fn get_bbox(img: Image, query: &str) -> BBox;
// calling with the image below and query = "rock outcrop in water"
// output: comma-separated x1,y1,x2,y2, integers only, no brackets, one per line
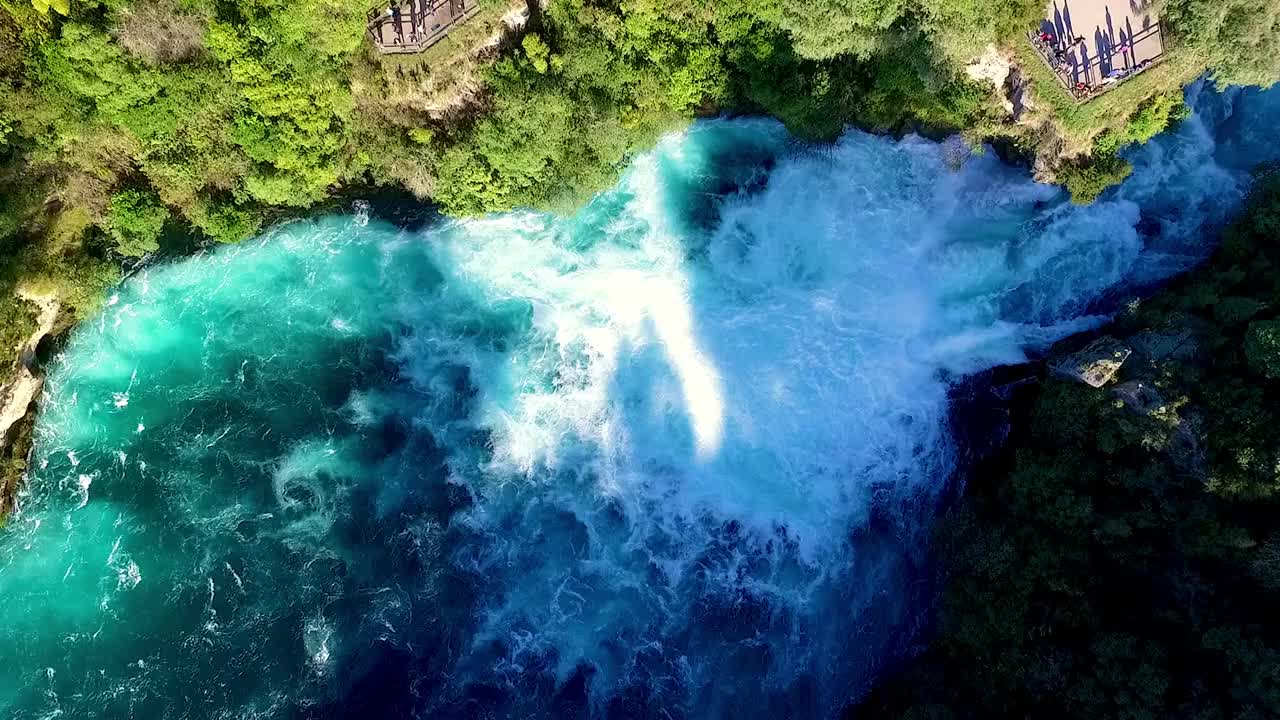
1051,337,1132,387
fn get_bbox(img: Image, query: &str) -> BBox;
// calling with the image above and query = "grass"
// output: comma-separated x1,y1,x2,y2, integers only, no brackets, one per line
385,0,518,70
1010,39,1204,155
358,0,525,121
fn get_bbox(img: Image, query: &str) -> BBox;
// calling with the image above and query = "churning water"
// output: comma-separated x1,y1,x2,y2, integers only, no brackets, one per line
1,82,1277,719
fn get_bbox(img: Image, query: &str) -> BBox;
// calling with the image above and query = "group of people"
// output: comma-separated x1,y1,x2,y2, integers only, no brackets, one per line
1038,29,1132,63
1038,30,1087,52
1036,27,1147,99
376,0,453,49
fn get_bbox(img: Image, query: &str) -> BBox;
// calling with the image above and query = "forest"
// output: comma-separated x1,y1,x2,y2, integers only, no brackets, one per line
0,0,1047,348
1,0,1273,348
857,168,1280,720
2,0,1280,716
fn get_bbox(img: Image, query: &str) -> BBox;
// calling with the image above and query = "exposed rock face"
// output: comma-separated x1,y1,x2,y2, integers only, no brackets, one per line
1031,119,1068,182
966,45,1013,89
1051,337,1132,387
1005,65,1034,123
1110,378,1206,478
964,46,1090,187
0,290,61,517
1111,379,1167,415
966,45,1034,123
1129,327,1198,364
965,45,1078,186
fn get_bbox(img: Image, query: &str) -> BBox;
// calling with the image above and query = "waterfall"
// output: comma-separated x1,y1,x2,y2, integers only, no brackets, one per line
0,82,1275,719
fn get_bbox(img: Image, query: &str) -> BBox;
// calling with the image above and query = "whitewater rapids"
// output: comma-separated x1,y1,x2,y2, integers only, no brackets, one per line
0,82,1276,719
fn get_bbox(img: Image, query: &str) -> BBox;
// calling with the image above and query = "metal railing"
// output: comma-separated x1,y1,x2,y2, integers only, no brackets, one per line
1026,21,1165,103
365,0,480,54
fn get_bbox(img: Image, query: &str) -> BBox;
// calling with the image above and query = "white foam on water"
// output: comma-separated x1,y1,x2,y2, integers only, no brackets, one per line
401,86,1272,706
74,474,92,510
304,616,335,673
1,81,1276,719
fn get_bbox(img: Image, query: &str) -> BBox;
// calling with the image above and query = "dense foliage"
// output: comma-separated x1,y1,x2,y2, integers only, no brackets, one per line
0,0,1274,325
1055,90,1187,204
1163,0,1280,88
857,172,1280,719
0,0,1054,354
0,0,1043,228
106,188,169,256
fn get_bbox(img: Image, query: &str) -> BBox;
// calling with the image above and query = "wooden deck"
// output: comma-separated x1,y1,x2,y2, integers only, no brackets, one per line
366,0,480,54
1030,0,1166,102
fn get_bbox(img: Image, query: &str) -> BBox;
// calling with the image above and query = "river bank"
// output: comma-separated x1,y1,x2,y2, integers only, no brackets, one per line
0,290,66,520
0,0,1237,510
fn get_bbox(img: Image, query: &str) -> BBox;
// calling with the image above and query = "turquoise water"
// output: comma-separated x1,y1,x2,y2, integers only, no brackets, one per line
2,83,1277,719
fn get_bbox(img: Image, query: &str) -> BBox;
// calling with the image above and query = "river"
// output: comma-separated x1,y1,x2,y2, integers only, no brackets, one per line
1,81,1277,719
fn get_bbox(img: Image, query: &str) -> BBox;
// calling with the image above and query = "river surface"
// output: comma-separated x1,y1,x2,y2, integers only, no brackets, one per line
1,82,1277,719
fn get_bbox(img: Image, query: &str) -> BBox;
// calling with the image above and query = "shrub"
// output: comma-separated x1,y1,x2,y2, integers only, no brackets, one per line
1095,92,1187,156
522,34,550,74
1215,296,1266,327
106,188,169,256
1246,320,1280,378
1163,0,1280,87
1058,154,1133,204
194,197,260,244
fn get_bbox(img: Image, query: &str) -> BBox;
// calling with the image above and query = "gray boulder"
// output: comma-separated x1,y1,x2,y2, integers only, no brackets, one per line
1050,337,1131,388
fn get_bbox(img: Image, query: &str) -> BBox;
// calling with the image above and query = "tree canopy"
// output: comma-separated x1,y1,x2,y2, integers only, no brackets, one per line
857,173,1280,719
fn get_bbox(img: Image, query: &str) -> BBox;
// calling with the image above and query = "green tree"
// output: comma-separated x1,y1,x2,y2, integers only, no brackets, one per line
106,188,168,256
1058,154,1133,204
1164,0,1280,87
1246,320,1280,378
777,0,904,60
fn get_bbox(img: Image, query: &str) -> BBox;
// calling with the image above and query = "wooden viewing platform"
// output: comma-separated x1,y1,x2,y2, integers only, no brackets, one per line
1029,0,1166,103
366,0,479,54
